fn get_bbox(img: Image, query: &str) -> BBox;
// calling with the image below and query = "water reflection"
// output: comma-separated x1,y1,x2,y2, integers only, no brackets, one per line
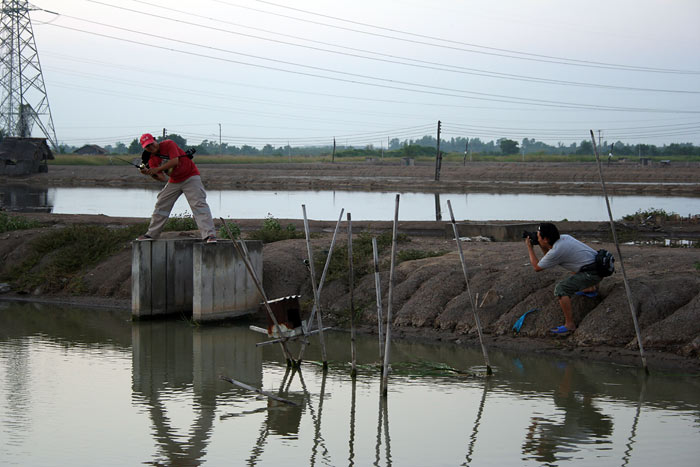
521,363,614,464
131,320,263,466
0,184,51,212
1,302,699,466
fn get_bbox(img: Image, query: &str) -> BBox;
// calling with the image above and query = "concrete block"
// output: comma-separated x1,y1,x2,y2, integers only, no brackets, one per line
193,240,263,322
132,239,197,319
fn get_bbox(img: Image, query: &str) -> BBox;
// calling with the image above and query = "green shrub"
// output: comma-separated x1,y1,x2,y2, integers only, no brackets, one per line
0,212,42,233
5,224,144,293
163,213,198,231
622,208,677,222
218,222,241,239
248,214,304,243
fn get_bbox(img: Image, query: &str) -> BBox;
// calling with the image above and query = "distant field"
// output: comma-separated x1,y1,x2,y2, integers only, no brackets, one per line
48,153,698,166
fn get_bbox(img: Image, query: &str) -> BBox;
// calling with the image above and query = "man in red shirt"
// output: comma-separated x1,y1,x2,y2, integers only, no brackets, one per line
137,133,217,242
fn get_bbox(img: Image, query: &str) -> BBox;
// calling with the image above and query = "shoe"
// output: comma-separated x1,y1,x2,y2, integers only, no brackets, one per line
204,236,217,243
575,291,598,298
550,325,574,334
137,235,153,241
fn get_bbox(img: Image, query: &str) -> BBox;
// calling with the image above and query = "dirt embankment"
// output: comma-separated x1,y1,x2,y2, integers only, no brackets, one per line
8,160,700,196
1,217,699,372
1,161,699,371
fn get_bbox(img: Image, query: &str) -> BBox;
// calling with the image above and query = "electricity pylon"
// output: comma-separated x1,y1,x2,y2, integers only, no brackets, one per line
0,0,58,149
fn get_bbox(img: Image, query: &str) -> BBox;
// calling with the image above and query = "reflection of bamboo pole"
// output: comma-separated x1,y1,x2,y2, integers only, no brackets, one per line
589,131,648,374
446,201,492,375
621,375,647,467
464,381,488,465
381,194,400,396
300,369,330,466
348,212,357,378
297,209,344,365
375,394,383,466
220,218,293,364
372,237,385,365
220,376,299,406
348,378,357,465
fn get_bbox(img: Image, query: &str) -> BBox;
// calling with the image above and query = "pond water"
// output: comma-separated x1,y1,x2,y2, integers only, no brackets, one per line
1,184,698,221
1,301,699,466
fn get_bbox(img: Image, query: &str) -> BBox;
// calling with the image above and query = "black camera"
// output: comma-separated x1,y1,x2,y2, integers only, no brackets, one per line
522,230,539,246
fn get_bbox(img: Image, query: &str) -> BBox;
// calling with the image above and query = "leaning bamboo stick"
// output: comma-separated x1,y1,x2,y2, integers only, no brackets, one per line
381,194,400,396
297,207,344,366
446,200,492,375
300,205,328,368
220,218,293,365
348,212,357,378
589,130,648,374
372,237,385,364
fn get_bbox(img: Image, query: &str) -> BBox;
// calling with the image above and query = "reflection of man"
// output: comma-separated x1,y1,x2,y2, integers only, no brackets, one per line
522,364,613,463
526,223,602,334
136,133,217,243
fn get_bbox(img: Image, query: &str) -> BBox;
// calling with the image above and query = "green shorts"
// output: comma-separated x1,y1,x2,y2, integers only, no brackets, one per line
554,271,602,297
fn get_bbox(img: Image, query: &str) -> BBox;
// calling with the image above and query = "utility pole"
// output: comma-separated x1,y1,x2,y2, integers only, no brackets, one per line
434,120,442,181
162,128,166,139
0,0,58,149
463,139,468,166
287,140,290,163
218,123,221,155
332,137,336,163
598,129,602,149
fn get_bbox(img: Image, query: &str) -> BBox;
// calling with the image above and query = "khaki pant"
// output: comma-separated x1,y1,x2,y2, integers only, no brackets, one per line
146,175,216,239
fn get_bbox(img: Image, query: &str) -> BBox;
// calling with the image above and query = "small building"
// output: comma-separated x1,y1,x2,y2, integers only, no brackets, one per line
0,137,53,175
74,144,107,155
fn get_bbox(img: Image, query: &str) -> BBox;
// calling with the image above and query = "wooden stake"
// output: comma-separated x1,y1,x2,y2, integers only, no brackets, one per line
297,207,344,366
446,200,492,375
348,212,357,378
589,130,649,374
372,237,385,364
381,194,400,396
220,218,294,365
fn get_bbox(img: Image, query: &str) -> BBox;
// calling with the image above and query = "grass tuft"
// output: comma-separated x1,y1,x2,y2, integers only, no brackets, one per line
0,212,42,233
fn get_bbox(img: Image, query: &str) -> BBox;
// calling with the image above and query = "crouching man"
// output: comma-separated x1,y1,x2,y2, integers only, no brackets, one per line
525,222,602,334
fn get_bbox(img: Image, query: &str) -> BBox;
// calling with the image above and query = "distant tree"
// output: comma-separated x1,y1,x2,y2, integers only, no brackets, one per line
160,133,187,148
128,138,141,154
575,140,593,155
114,142,127,154
499,138,519,155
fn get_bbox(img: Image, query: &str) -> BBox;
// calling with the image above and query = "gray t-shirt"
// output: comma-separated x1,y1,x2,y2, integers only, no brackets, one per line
538,234,597,272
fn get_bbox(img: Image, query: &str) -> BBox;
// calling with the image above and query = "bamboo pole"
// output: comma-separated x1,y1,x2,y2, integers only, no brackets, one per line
220,218,293,365
446,200,492,375
348,212,357,378
589,130,649,374
372,237,385,364
381,194,400,396
297,207,344,367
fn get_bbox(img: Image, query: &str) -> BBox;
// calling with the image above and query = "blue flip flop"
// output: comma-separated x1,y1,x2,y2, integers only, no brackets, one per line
550,325,573,334
575,291,598,298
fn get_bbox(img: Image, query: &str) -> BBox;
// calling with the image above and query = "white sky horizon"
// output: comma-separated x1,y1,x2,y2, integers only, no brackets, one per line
13,0,700,148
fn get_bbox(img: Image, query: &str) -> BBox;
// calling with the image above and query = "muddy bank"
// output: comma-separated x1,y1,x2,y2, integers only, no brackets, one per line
1,213,699,373
5,160,700,196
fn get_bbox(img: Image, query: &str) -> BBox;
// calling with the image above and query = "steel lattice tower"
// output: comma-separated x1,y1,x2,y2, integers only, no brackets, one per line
0,0,57,149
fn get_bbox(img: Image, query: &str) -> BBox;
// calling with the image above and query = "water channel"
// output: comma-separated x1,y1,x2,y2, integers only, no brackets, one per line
1,301,698,466
1,185,699,221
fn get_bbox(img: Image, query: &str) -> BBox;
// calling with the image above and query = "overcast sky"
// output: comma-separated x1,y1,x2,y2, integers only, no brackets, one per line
24,0,700,148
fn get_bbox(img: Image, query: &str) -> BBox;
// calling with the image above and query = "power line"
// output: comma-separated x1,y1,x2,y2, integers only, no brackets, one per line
86,0,699,95
215,0,700,75
45,18,700,114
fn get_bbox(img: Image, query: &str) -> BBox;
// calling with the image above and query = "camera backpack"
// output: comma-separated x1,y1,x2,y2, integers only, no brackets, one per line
595,249,615,277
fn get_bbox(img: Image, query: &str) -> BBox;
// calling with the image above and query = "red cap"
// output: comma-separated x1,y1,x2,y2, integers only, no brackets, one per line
139,133,156,148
